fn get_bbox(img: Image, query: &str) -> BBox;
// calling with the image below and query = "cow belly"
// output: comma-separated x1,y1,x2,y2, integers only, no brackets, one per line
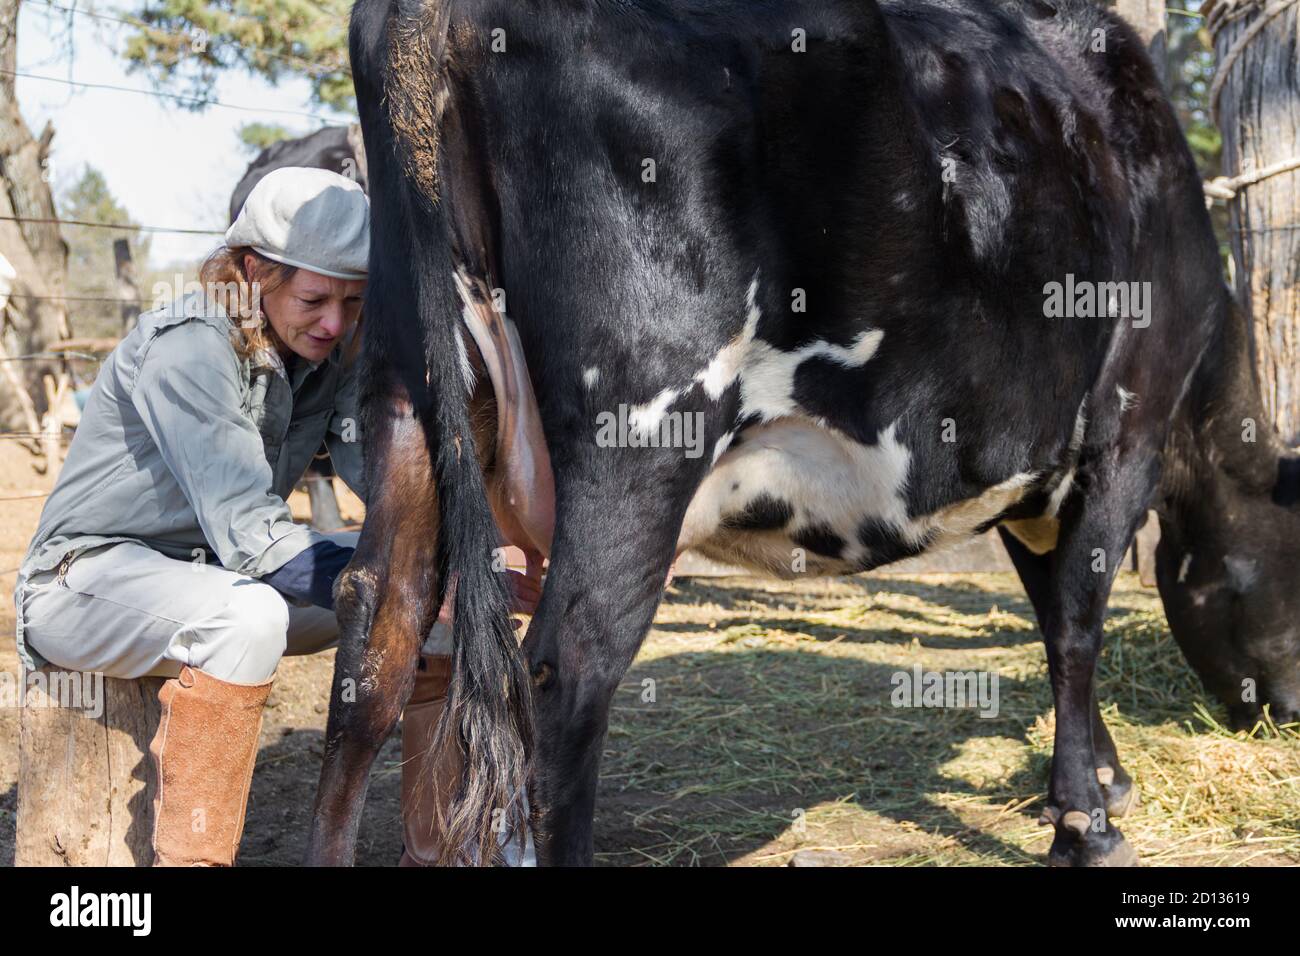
677,416,1038,577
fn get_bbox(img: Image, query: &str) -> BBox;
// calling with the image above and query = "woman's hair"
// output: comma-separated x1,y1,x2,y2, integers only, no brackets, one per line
199,245,365,365
199,245,297,361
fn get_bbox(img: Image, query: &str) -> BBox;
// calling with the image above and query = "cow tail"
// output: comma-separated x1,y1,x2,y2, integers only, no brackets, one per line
363,0,534,866
406,200,535,867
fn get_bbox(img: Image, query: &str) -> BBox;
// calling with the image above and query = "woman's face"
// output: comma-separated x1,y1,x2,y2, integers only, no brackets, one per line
247,256,365,363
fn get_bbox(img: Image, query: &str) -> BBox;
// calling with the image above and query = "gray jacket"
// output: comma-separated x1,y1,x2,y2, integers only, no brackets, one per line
13,291,366,670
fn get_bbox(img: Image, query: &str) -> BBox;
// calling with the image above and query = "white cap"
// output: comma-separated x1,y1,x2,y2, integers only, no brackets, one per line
226,167,369,280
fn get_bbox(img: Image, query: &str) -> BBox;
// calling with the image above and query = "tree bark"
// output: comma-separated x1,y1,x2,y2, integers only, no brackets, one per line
1208,0,1300,445
1115,0,1169,83
0,0,69,434
16,668,164,866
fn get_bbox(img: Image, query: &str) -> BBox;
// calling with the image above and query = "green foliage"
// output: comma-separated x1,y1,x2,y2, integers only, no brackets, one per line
1166,0,1221,179
119,0,355,113
238,121,294,153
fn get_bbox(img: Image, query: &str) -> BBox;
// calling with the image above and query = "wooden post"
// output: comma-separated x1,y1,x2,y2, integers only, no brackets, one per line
39,369,68,484
16,667,164,866
1114,0,1168,83
1207,0,1300,445
113,238,141,336
0,310,42,440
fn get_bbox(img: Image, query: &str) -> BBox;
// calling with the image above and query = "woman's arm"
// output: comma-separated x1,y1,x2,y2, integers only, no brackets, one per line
130,320,327,579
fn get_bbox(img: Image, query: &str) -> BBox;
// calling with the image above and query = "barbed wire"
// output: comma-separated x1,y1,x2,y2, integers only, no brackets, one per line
3,293,156,304
1,67,342,122
33,0,352,79
0,352,102,362
0,212,224,235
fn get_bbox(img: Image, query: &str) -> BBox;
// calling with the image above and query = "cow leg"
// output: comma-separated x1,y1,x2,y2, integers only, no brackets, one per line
305,391,435,865
1001,457,1153,866
1046,451,1164,866
999,528,1138,822
1090,697,1138,818
521,492,683,865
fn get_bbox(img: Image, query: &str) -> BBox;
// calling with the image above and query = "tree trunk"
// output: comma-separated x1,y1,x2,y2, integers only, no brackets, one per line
1208,0,1300,445
0,0,69,434
16,668,163,866
1115,0,1169,83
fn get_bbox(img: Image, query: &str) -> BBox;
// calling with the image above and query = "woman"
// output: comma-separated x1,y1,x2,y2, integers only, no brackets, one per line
12,167,537,866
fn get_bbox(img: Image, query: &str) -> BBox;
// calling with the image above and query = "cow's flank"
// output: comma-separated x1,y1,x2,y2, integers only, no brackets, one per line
313,0,1300,867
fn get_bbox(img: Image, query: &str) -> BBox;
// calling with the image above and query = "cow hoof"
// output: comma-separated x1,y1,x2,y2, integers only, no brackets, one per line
1047,823,1138,867
1097,767,1140,819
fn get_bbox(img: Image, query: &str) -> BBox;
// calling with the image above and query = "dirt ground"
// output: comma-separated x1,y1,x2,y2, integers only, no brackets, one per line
1,441,1296,866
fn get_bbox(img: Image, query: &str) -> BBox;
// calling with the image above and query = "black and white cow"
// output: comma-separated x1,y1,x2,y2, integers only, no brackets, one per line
306,0,1300,867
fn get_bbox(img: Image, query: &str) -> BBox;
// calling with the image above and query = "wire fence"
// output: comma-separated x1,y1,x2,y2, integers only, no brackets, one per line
0,352,104,362
2,293,157,305
1,67,342,122
0,213,224,235
0,4,360,516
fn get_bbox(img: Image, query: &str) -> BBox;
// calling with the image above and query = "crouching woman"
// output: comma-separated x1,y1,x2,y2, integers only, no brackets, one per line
12,168,536,866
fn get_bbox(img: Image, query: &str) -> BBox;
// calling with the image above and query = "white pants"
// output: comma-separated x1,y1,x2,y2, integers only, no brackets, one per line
20,533,454,684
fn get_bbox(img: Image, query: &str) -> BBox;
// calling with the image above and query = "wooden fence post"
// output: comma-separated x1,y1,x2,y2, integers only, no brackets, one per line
16,668,164,866
114,237,141,336
1207,0,1300,445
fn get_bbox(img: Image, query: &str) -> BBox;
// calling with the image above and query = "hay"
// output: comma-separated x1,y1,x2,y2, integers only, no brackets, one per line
594,572,1300,866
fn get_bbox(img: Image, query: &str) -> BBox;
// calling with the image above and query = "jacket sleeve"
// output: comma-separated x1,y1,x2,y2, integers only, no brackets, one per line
130,320,327,577
324,356,367,503
261,539,355,610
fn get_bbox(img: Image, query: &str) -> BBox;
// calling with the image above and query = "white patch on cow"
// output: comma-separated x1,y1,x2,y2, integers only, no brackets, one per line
582,367,600,389
1070,399,1088,452
711,430,735,466
679,415,1036,575
679,417,910,569
738,328,885,423
625,273,882,431
622,274,761,426
450,269,484,393
1178,552,1192,583
696,278,762,399
918,472,1039,553
628,387,680,439
1117,385,1137,412
454,321,475,393
1047,470,1074,518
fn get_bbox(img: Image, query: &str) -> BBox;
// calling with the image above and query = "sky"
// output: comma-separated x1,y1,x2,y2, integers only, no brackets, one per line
15,1,354,269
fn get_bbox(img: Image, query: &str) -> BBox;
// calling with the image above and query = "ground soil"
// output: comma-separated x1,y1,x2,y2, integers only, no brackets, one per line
1,441,1295,866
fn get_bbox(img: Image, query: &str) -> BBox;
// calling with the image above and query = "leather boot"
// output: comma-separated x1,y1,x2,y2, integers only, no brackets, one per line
149,665,273,866
399,655,461,866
